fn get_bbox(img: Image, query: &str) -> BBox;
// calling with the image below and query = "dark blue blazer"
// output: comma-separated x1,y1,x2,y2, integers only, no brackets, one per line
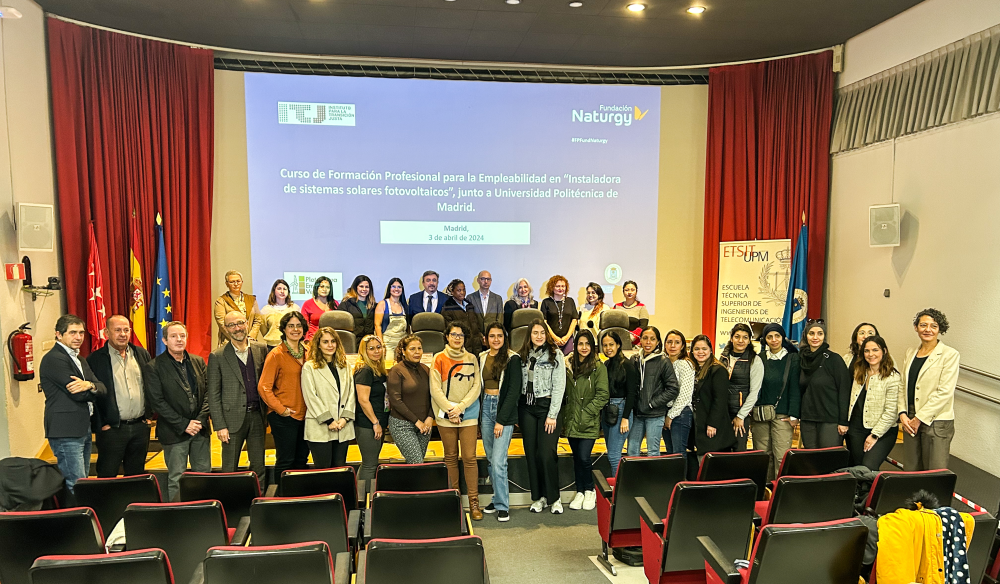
39,344,106,439
407,290,449,321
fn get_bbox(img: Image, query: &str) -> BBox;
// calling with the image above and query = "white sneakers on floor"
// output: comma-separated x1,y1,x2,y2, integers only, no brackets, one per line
582,490,597,510
529,497,548,513
569,492,585,510
551,500,563,514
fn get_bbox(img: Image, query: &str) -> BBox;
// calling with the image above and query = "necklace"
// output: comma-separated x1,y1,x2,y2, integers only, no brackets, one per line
284,340,305,359
555,297,565,331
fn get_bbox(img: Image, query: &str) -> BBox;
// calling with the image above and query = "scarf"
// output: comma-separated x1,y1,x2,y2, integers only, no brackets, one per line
799,342,829,376
934,507,970,584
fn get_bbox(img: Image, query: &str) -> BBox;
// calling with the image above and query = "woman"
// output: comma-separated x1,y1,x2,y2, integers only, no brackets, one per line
664,330,695,456
614,280,649,344
430,321,483,520
579,283,611,335
540,275,578,356
519,319,566,514
753,323,801,480
628,327,680,456
899,308,960,471
798,320,852,448
386,335,434,464
503,278,538,333
847,335,900,470
259,311,310,486
479,323,522,522
301,327,356,468
844,322,879,371
374,278,409,358
719,323,763,451
259,279,300,347
441,279,484,355
600,331,638,476
354,335,389,480
340,275,377,346
301,276,338,341
563,330,609,512
689,335,736,457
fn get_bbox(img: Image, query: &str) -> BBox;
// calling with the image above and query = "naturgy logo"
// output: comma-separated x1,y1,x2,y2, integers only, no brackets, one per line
572,105,648,127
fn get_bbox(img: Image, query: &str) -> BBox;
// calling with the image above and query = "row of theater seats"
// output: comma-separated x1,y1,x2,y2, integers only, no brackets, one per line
508,308,635,351
0,463,489,584
595,446,1000,583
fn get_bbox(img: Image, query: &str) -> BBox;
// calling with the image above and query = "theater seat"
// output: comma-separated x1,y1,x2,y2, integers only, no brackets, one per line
364,489,467,544
180,471,261,525
373,462,449,493
774,447,850,481
318,311,359,354
411,313,446,354
30,549,173,584
0,508,105,584
203,541,348,584
697,451,770,500
638,479,757,584
357,536,487,584
510,308,543,350
967,511,999,584
598,310,634,351
279,466,362,509
699,517,868,584
250,494,359,559
864,469,957,516
74,474,163,538
754,473,857,528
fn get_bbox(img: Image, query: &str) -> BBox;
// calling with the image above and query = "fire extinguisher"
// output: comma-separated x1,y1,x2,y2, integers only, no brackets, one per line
7,323,34,382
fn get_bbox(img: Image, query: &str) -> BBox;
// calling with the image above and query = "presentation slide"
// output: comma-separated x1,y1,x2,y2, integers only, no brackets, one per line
244,74,662,311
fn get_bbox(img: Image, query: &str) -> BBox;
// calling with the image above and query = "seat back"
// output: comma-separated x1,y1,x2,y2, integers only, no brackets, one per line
0,508,104,584
767,473,857,525
599,310,629,329
74,475,162,538
967,511,999,584
747,518,868,584
363,536,486,584
375,462,449,492
250,495,350,554
776,447,850,478
369,490,465,540
865,469,957,516
599,328,634,351
318,311,355,331
179,472,260,525
124,501,229,584
203,542,334,584
411,312,446,333
510,327,529,351
510,308,543,329
662,479,757,573
413,331,445,355
611,454,687,534
697,451,770,500
279,466,358,509
30,549,173,584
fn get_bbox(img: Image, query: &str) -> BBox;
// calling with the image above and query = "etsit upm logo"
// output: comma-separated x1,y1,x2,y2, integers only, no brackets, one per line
572,105,648,127
278,102,356,126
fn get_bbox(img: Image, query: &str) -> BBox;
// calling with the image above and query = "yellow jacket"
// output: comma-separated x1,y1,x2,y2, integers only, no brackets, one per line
876,507,974,584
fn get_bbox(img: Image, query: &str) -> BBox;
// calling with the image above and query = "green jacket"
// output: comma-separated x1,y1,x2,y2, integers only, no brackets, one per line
562,361,609,439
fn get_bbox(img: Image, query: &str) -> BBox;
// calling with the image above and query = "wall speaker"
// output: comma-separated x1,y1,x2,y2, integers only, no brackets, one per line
17,203,55,252
869,203,900,247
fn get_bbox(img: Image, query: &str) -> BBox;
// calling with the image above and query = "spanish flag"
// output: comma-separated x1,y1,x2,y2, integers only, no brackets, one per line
129,219,148,350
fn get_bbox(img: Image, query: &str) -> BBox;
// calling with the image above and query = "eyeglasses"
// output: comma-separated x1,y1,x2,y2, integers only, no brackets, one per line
224,321,248,329
806,318,825,325
449,333,465,339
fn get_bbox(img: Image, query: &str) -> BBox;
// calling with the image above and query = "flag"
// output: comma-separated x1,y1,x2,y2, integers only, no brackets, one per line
86,224,107,352
149,214,173,355
129,217,148,350
782,224,809,343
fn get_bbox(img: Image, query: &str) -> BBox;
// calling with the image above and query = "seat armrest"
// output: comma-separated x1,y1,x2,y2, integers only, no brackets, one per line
333,551,351,584
232,516,251,546
187,562,205,584
697,536,740,584
463,512,470,535
355,551,367,584
637,496,664,536
264,483,278,497
357,479,368,508
363,506,372,545
347,509,362,551
593,470,613,500
108,543,126,553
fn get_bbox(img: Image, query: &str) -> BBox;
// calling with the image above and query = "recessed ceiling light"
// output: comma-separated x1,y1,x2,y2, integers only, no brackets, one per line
506,0,520,4
568,1,583,6
626,3,645,11
687,5,705,14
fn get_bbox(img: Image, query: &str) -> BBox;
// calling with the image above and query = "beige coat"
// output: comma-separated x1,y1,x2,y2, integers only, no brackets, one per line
897,341,960,424
214,293,264,346
849,370,900,438
301,360,356,442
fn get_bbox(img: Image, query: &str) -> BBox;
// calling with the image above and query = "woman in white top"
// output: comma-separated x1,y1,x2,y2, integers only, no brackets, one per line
846,335,900,471
374,277,409,358
579,282,611,337
259,279,301,347
300,326,356,468
664,330,695,456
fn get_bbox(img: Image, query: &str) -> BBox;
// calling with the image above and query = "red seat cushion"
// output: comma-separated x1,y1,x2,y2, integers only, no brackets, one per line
754,500,769,523
227,527,236,543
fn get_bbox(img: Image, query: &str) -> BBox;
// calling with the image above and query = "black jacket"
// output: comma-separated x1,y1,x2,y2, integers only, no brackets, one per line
144,352,210,445
0,457,65,511
692,364,737,453
799,351,851,425
442,298,483,355
502,299,538,333
605,356,639,420
630,352,679,418
39,344,106,439
87,343,152,431
480,352,523,427
339,298,376,344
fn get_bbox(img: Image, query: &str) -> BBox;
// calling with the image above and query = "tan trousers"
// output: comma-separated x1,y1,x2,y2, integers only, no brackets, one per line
903,419,954,471
751,417,795,481
439,425,479,501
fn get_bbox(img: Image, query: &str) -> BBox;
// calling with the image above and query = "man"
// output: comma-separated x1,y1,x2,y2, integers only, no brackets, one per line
39,314,106,492
207,311,269,483
213,270,263,346
407,270,448,321
468,270,504,334
145,321,210,501
87,315,152,477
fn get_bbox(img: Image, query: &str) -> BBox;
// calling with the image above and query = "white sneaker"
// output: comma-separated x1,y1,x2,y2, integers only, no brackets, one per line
529,497,547,513
551,500,564,514
583,490,597,510
569,492,585,510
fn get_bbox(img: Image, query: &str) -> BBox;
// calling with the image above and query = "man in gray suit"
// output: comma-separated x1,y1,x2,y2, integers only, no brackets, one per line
207,311,269,483
469,270,504,337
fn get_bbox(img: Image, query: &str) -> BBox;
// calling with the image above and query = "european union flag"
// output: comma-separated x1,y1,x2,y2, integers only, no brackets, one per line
782,225,809,344
149,215,173,355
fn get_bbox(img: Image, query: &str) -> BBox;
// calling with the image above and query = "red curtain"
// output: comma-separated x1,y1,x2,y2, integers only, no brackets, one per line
48,18,215,358
702,51,833,336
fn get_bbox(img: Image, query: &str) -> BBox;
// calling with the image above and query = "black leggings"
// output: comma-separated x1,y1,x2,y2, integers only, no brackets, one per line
846,429,896,471
519,400,563,503
568,438,596,493
308,440,349,469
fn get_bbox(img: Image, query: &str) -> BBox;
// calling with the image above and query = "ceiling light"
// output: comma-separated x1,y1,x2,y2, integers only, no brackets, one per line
506,0,520,4
626,3,645,11
686,5,705,14
568,1,583,6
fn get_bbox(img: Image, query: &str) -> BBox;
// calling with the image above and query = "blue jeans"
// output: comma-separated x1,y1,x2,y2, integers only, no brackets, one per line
49,434,93,493
601,397,631,476
481,393,514,511
668,407,693,455
627,415,665,457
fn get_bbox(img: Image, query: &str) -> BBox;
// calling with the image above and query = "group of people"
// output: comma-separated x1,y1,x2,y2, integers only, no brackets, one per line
39,265,959,524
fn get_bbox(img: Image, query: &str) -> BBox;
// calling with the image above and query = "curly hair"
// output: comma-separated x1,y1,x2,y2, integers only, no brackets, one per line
394,334,423,363
308,327,347,369
542,274,569,298
913,307,949,334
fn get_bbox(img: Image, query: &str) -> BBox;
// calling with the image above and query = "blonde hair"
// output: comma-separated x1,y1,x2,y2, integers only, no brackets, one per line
308,327,347,369
354,334,387,377
224,270,242,282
